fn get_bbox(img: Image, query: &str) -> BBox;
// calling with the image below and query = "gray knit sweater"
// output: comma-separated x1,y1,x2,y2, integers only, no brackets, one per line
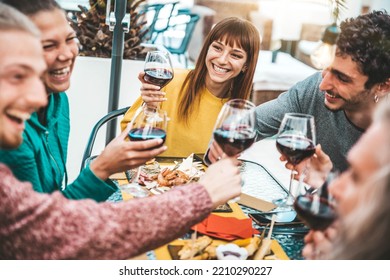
255,72,364,172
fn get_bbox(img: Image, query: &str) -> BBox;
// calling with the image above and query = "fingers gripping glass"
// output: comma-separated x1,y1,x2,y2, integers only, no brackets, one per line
294,171,338,230
212,99,256,203
121,106,168,198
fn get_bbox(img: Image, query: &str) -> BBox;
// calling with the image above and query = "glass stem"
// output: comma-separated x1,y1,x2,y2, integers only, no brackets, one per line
134,166,142,184
286,167,296,205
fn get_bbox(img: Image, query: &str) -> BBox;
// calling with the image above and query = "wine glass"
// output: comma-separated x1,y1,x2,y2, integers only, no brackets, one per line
143,50,174,88
274,113,316,208
213,99,256,157
294,172,338,230
212,99,256,202
120,106,168,198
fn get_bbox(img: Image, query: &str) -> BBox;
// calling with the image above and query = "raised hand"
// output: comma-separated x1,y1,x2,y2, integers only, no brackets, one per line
199,158,241,208
280,144,333,188
138,72,167,108
89,124,167,180
302,223,338,259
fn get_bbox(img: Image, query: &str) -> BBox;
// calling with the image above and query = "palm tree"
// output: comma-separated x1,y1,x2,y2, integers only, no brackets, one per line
70,0,150,59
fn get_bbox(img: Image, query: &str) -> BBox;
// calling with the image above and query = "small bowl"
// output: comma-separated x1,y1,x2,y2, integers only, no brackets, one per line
216,244,248,260
119,184,149,198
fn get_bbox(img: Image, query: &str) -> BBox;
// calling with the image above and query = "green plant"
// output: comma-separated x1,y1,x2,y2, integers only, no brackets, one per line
330,0,347,22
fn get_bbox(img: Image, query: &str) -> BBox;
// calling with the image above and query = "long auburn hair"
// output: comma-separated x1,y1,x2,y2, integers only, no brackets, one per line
177,17,261,123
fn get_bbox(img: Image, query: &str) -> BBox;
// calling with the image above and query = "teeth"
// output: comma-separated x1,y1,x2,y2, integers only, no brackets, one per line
50,66,70,76
6,109,31,123
213,64,228,73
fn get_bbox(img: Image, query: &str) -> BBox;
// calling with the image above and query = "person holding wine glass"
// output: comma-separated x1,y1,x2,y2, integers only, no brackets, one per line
274,113,316,208
206,11,390,174
0,3,244,260
121,17,261,158
301,101,390,259
143,50,174,89
121,105,168,197
0,0,169,202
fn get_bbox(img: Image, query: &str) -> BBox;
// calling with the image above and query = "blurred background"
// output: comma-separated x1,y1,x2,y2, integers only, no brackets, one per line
55,0,390,181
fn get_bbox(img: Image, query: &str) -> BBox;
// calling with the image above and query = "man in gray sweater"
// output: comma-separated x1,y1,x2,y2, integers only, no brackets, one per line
207,10,390,173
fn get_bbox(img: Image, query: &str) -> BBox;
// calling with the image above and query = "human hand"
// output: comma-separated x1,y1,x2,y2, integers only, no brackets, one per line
206,139,242,164
302,223,338,259
280,144,333,188
138,72,167,108
199,158,241,208
90,124,167,180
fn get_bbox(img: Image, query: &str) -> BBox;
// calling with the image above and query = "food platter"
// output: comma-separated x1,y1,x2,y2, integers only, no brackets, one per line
119,154,206,197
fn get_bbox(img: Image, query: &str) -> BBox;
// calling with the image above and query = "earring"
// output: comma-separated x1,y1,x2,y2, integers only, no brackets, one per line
374,95,379,103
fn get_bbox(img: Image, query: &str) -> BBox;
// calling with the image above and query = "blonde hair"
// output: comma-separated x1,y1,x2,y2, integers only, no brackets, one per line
330,102,390,259
0,3,40,37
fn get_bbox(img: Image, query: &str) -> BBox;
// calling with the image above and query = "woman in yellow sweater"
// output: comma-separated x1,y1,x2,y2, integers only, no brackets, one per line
121,17,261,157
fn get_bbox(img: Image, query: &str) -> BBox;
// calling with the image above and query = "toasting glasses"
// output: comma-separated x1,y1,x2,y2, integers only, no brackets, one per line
143,50,174,88
294,171,338,230
212,99,257,157
121,106,168,198
212,99,256,202
274,113,316,208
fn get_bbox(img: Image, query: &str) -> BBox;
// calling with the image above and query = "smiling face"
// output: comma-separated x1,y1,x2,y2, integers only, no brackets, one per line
0,30,47,149
204,37,247,96
30,8,78,94
329,121,385,217
319,51,376,113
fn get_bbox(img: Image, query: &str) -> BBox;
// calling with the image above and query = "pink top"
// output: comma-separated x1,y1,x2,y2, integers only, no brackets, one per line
0,164,212,259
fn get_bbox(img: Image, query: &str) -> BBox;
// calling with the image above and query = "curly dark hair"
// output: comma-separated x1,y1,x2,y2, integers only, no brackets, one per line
337,10,390,89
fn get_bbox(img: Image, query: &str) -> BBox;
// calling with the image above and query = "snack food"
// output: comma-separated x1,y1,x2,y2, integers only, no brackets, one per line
157,167,190,186
178,236,213,260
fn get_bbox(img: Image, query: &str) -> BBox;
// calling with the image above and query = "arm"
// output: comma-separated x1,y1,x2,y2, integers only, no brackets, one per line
0,165,212,259
0,158,240,259
61,128,168,201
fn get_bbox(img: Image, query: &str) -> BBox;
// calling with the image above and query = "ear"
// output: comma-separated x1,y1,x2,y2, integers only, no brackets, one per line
242,64,248,73
377,78,390,98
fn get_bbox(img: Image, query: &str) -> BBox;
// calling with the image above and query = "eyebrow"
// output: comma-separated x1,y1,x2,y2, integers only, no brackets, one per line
330,68,353,83
215,40,245,54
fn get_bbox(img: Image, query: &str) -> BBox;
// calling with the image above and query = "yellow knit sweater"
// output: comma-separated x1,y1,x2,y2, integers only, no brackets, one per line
121,69,229,157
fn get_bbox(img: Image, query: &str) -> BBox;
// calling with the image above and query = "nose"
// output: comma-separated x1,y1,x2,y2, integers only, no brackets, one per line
319,69,333,92
328,172,346,203
57,43,78,61
216,51,229,64
27,78,48,108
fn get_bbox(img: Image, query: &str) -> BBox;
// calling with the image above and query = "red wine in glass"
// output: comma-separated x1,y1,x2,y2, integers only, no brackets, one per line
143,51,174,88
212,99,256,203
276,135,316,165
128,127,166,143
274,113,316,208
294,195,337,230
213,126,256,157
144,68,173,88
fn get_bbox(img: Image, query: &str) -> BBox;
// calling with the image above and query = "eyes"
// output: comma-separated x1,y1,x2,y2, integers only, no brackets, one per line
42,35,78,51
210,42,245,60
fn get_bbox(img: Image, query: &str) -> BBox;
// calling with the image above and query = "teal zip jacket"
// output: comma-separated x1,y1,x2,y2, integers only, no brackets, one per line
0,92,117,201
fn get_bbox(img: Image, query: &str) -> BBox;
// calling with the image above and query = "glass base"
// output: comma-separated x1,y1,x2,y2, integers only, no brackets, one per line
120,184,149,198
